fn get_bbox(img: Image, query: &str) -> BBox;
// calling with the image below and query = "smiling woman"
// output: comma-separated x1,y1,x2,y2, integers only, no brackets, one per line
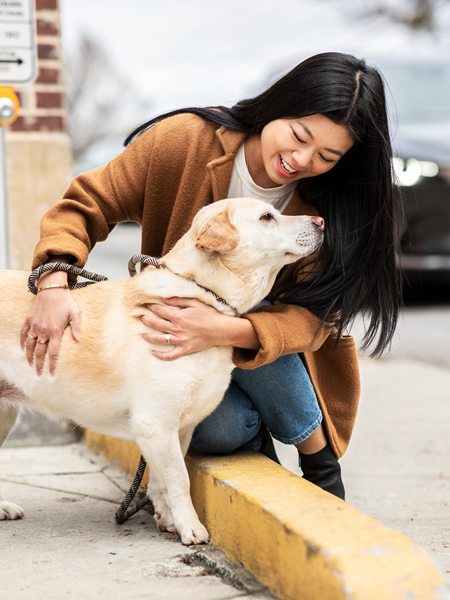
245,114,354,187
22,52,402,506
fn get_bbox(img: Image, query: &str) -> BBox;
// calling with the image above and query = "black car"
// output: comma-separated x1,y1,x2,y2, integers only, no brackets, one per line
379,57,450,285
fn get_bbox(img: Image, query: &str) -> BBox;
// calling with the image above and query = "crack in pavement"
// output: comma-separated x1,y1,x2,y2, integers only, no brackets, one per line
0,477,121,504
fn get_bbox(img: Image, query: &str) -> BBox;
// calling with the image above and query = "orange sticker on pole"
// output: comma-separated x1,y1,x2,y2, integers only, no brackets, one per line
0,86,19,126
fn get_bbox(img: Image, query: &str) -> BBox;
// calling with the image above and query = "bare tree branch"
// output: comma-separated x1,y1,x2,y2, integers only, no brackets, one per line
362,0,444,31
65,32,152,159
326,0,450,33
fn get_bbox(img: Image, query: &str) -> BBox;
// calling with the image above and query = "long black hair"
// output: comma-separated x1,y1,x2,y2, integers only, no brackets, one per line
125,52,403,357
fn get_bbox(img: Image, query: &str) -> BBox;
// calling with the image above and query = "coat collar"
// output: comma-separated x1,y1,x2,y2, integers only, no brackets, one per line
206,126,247,202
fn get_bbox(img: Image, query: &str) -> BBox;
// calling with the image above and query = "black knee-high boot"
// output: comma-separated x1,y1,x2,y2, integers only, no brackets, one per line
298,443,345,500
257,423,281,464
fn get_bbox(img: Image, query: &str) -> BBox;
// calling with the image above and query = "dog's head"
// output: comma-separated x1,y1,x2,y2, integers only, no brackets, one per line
164,197,324,313
193,197,323,262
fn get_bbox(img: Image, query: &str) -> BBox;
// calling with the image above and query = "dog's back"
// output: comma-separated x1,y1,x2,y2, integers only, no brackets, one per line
0,269,235,441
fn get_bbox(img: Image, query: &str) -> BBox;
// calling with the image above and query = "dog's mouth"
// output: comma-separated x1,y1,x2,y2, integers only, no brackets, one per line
283,232,322,258
295,232,323,249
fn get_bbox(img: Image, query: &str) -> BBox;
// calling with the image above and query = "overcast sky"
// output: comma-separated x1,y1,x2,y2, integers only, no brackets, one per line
59,0,450,119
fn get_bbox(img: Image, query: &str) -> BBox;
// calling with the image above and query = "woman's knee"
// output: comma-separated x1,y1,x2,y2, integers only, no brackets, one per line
191,383,260,454
191,412,260,454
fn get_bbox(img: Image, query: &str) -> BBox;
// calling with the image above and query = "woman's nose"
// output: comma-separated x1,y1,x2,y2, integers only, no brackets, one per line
292,148,313,168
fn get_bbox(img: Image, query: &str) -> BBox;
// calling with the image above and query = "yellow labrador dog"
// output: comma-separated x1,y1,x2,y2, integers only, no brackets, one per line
0,197,324,545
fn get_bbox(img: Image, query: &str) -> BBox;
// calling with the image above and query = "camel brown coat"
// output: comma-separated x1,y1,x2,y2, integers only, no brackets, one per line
33,113,360,458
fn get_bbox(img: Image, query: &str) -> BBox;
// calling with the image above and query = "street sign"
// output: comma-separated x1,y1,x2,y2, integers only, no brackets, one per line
0,0,36,86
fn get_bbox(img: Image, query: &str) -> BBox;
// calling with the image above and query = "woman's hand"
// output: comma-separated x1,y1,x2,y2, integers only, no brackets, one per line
20,270,81,376
141,297,260,361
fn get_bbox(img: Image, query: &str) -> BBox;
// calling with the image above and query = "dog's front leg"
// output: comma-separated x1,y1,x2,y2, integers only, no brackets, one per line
179,425,195,458
134,422,208,545
147,425,196,534
147,472,176,533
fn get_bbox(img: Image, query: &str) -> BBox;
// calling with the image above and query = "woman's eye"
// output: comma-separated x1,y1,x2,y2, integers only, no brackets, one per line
260,213,274,221
292,130,305,143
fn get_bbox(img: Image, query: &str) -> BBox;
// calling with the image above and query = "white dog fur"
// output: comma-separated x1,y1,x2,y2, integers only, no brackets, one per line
0,197,323,544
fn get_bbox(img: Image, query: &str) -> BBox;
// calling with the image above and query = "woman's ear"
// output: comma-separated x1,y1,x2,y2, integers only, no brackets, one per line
195,206,240,253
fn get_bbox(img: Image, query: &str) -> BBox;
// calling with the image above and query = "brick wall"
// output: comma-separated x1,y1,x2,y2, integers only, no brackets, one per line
11,0,67,132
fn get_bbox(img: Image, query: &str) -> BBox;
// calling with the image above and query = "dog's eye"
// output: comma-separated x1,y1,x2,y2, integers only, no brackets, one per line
260,213,274,221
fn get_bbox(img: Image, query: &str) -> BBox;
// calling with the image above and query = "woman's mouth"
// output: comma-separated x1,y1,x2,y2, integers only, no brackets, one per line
278,155,299,178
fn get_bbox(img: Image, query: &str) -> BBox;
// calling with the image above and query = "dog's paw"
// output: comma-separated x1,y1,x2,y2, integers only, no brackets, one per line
0,501,25,520
180,520,209,546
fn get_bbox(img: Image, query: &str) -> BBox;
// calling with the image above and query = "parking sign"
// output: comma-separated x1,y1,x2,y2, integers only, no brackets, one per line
0,0,37,86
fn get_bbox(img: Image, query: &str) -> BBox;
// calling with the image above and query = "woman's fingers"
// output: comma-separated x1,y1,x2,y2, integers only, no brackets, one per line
158,297,199,308
140,312,170,333
69,308,81,342
24,332,38,365
152,347,187,362
47,335,63,376
146,297,200,318
142,332,178,346
20,288,81,376
142,297,230,360
144,298,206,330
34,336,50,376
26,324,63,376
20,320,35,351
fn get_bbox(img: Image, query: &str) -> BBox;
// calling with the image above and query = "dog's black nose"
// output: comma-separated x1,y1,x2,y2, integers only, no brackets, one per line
313,217,325,231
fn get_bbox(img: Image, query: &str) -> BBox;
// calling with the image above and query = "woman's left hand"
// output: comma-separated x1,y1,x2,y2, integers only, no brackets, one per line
141,297,232,361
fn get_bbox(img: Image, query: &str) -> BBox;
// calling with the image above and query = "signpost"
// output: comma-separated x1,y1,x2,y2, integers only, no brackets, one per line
0,0,36,269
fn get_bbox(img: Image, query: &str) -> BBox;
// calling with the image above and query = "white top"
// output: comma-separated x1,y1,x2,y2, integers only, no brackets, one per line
227,144,297,212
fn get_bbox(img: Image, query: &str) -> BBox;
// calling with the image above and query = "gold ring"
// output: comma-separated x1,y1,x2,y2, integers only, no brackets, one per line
36,339,49,344
27,334,38,340
165,333,171,344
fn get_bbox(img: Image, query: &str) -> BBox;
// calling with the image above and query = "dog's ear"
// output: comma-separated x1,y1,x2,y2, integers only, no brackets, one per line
195,206,240,253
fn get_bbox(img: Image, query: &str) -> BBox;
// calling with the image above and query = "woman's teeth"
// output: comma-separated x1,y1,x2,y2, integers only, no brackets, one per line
280,156,298,174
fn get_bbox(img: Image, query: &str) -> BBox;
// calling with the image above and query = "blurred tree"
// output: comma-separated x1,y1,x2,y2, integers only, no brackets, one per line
65,32,152,160
362,0,448,31
330,0,449,33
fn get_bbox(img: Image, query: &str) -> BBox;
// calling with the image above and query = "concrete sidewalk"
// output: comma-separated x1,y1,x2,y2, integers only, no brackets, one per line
1,355,449,598
0,443,276,600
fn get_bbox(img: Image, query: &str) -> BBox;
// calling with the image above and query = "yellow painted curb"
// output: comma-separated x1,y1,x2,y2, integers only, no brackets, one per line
85,432,445,600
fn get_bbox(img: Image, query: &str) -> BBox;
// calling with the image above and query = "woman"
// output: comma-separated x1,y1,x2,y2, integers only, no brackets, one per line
21,52,402,501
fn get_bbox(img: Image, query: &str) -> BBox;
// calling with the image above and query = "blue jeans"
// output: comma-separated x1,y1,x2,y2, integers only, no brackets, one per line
191,301,323,454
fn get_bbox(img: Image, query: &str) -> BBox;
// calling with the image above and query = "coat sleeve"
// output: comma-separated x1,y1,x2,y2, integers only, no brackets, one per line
233,303,330,369
32,128,156,271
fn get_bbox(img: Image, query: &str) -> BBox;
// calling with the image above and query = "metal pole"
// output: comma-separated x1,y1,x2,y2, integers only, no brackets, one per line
0,126,8,270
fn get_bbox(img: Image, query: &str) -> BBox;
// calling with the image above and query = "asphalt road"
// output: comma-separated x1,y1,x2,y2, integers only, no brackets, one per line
352,282,450,370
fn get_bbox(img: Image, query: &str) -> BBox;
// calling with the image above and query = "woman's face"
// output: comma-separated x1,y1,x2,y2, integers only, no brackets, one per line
246,114,354,189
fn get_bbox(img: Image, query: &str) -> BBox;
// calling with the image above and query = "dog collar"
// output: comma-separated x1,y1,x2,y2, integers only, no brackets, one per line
161,263,239,315
189,279,239,315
